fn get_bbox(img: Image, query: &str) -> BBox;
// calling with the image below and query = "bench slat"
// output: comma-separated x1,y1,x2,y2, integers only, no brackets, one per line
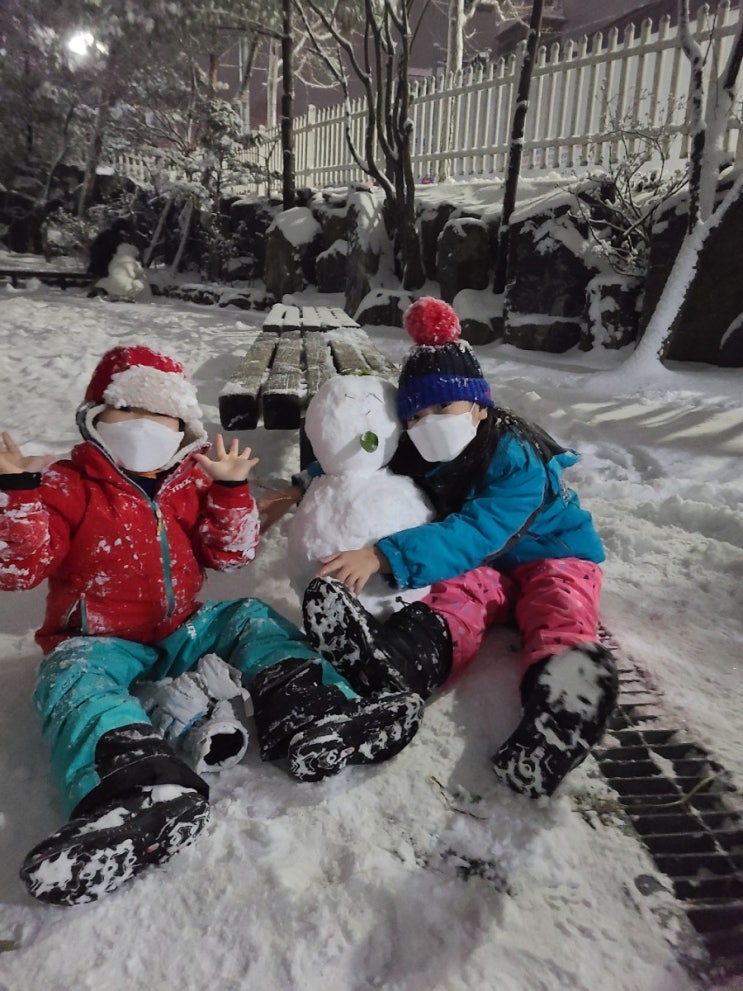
304,332,337,396
297,308,323,331
263,332,306,429
218,306,398,437
218,333,278,430
328,331,398,380
314,306,355,330
263,303,303,334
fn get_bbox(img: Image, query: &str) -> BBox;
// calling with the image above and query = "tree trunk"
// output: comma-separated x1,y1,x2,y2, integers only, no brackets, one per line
447,0,464,73
492,0,544,294
679,0,705,231
267,40,280,128
170,200,194,275
77,95,113,217
143,194,174,268
628,1,743,369
207,53,220,99
43,105,76,205
281,0,296,210
617,172,743,372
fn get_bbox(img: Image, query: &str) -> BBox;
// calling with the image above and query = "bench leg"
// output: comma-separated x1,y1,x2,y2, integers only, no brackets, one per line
299,422,317,470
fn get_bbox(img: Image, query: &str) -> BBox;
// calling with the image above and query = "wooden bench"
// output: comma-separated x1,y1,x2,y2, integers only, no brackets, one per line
219,304,398,438
0,267,95,290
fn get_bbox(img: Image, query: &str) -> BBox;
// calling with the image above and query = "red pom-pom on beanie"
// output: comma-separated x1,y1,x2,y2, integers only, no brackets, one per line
404,297,461,346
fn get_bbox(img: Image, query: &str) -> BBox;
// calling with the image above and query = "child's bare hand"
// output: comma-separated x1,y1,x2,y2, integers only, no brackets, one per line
317,547,388,595
0,431,55,474
193,434,259,483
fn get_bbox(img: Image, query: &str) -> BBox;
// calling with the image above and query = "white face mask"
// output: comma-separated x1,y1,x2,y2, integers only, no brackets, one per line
407,406,478,463
97,418,184,473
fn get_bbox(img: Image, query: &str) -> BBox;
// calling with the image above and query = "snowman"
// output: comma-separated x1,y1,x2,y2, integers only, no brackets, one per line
286,373,434,619
93,242,152,302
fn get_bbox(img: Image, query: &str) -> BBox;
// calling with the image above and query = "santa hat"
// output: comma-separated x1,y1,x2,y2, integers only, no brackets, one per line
83,345,204,437
398,297,494,422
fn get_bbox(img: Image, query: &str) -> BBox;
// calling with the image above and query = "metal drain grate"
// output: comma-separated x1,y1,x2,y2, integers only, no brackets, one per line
594,627,743,978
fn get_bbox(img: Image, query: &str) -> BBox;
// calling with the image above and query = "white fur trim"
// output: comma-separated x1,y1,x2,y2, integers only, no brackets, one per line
103,365,202,426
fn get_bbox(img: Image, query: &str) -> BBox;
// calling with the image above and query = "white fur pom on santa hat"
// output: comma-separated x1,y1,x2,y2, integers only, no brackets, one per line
83,345,204,434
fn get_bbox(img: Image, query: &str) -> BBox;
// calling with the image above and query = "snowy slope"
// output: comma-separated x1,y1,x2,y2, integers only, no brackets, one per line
0,286,741,991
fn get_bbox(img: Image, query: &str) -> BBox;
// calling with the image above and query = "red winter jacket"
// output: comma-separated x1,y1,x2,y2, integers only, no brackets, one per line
0,441,260,653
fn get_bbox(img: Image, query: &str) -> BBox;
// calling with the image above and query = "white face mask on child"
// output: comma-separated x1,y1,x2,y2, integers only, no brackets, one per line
407,405,478,463
97,418,184,473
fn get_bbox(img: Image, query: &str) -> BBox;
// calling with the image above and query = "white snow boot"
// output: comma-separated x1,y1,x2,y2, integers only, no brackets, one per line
491,642,618,798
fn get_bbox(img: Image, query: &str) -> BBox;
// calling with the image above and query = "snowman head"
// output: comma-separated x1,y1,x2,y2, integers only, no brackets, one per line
113,242,139,260
304,374,401,477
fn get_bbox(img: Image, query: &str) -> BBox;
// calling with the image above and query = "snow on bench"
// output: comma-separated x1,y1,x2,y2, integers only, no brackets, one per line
0,268,95,290
218,304,398,434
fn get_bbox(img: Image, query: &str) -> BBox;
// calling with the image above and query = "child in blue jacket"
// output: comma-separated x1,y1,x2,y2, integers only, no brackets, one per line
302,297,618,799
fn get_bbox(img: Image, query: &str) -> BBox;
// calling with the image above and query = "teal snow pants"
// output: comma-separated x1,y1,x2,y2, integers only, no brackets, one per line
33,598,357,816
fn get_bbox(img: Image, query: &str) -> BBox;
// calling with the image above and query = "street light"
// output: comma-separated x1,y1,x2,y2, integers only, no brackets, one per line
66,30,107,65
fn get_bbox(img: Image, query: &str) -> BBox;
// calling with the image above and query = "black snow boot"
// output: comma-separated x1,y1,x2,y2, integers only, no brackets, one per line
250,657,424,781
491,641,619,799
302,577,453,699
20,784,210,906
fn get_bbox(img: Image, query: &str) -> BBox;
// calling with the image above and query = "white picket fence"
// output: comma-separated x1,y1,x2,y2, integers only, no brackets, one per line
236,1,742,192
116,3,742,193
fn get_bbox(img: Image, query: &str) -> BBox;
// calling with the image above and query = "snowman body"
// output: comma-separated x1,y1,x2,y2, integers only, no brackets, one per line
287,375,434,619
96,243,152,302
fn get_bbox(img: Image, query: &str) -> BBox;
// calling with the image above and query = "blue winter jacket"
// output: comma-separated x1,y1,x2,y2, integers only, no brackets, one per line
376,430,605,591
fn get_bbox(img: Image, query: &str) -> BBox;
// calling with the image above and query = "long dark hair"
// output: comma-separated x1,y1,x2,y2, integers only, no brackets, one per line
389,407,568,519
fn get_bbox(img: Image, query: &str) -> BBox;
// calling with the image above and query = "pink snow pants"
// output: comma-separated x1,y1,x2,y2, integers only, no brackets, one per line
421,559,603,683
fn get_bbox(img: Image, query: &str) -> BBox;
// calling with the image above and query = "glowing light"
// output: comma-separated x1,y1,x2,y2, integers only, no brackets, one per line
66,30,107,62
67,30,94,56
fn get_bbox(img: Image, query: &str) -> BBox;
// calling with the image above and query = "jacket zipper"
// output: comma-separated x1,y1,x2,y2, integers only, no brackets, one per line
152,501,176,618
89,441,199,624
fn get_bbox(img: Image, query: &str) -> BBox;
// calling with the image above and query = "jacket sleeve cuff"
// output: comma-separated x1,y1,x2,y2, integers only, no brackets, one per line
0,472,42,490
376,537,405,589
208,480,254,508
291,461,323,495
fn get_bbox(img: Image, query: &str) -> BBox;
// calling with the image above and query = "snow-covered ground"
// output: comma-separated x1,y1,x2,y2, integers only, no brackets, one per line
0,281,741,991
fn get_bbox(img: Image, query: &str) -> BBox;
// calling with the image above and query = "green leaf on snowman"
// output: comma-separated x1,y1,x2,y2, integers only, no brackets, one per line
360,431,379,453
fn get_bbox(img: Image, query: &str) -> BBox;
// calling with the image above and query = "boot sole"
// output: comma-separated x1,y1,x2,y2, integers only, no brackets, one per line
491,711,598,798
303,579,402,694
491,643,618,798
287,693,423,782
20,791,210,906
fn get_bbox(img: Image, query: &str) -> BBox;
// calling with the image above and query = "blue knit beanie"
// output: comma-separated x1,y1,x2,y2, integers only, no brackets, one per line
398,297,494,422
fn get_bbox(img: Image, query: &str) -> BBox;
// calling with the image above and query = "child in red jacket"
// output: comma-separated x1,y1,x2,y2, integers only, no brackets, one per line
0,345,422,906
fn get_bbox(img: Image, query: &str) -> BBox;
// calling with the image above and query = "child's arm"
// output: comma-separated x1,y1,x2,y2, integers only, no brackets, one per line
320,436,549,593
256,485,302,531
190,435,261,571
378,438,549,588
0,455,79,590
255,461,323,532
